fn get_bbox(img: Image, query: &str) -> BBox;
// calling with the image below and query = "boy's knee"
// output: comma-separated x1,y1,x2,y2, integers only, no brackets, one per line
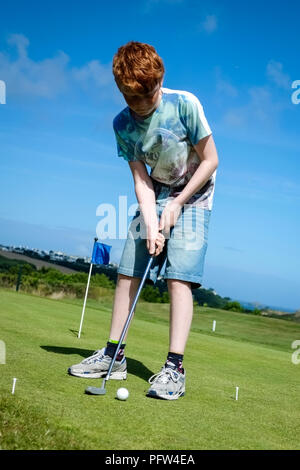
117,273,141,285
167,278,191,291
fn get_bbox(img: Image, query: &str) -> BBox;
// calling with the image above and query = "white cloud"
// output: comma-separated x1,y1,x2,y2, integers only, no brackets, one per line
247,86,275,123
7,33,29,58
218,169,300,203
0,33,114,100
266,60,291,90
224,246,245,253
215,67,238,98
215,59,294,139
201,14,218,34
72,60,112,89
218,82,290,136
0,33,70,98
216,77,238,98
222,109,245,127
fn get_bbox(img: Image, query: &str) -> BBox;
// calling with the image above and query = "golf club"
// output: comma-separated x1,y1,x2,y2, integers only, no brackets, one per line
85,254,155,395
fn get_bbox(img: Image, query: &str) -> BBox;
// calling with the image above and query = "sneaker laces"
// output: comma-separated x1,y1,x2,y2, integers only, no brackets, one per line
82,349,106,365
148,365,180,385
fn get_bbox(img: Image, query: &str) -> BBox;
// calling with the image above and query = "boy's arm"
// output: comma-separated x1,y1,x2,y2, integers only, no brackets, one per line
174,134,219,206
128,160,163,255
158,134,219,235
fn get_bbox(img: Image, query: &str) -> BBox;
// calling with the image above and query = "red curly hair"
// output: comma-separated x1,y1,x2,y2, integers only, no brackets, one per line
113,41,165,96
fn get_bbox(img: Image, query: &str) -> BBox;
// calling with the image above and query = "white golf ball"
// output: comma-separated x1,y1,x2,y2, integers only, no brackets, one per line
116,387,129,401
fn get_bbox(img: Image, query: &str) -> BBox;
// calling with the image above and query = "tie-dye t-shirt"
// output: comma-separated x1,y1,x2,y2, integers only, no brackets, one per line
113,87,217,210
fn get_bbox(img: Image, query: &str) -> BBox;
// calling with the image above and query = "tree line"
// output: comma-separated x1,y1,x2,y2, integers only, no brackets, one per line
0,254,262,313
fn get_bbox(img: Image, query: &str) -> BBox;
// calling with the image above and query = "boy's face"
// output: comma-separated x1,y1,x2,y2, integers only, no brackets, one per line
120,80,163,118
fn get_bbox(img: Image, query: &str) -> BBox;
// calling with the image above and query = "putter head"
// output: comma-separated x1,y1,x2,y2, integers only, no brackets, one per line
85,385,106,395
85,377,107,395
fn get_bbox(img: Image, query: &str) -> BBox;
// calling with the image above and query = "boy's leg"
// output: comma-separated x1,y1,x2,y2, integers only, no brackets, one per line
68,273,140,379
109,275,194,358
102,273,141,364
167,279,193,355
147,206,210,400
108,273,141,342
146,279,193,400
69,204,166,379
164,206,210,361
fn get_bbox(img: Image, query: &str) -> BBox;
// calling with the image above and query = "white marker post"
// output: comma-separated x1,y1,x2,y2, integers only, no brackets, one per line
212,320,216,332
235,386,239,401
12,378,17,394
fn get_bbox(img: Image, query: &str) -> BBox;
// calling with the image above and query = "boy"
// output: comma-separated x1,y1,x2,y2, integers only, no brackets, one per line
69,41,219,400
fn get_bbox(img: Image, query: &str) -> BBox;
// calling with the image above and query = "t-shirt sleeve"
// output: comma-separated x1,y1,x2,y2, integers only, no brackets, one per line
113,122,137,162
180,94,212,145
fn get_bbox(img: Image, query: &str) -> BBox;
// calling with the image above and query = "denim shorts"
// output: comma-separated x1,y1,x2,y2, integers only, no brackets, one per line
117,185,211,289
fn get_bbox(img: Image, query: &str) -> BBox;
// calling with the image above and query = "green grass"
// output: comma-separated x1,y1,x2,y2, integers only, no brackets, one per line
0,287,299,450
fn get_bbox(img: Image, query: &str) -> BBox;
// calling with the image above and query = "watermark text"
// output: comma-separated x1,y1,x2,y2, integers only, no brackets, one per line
291,340,300,365
96,196,204,249
0,340,6,364
0,80,6,104
291,80,300,104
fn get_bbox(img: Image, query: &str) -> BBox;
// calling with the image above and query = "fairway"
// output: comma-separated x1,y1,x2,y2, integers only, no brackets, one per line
0,288,299,450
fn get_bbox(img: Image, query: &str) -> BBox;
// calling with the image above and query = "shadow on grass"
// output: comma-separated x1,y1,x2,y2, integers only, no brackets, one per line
40,345,154,382
69,329,79,337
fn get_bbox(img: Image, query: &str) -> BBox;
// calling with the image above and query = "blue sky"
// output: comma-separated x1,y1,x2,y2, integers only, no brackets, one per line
0,0,299,310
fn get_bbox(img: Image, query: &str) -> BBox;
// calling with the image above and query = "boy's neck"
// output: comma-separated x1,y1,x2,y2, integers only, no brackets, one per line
130,109,154,121
130,88,163,121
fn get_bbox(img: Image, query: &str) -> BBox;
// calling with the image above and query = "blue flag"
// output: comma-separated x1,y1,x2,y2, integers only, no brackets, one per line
91,241,111,265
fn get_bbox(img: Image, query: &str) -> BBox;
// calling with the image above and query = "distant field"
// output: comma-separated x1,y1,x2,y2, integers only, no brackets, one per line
0,251,77,274
0,288,300,450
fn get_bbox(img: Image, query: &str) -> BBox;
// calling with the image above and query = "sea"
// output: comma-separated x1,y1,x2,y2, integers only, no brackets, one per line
238,300,296,314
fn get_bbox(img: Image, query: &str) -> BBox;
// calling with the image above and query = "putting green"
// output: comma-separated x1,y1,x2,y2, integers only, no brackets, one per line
0,288,299,450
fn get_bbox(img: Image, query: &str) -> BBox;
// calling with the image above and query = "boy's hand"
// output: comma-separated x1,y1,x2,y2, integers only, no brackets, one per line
154,231,165,256
158,200,183,238
147,226,165,256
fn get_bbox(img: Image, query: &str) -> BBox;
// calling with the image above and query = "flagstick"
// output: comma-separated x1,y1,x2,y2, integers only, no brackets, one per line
12,377,17,394
78,262,93,338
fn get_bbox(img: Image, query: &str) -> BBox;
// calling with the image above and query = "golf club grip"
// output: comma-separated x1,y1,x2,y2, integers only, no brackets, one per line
105,255,155,381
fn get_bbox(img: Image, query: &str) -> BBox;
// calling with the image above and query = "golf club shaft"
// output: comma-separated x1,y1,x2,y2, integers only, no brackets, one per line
104,255,155,382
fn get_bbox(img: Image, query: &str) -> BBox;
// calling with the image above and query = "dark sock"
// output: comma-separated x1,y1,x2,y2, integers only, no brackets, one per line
105,341,126,361
166,352,184,373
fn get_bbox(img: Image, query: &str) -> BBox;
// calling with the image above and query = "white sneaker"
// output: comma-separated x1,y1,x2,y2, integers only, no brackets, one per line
147,361,185,400
68,347,127,379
